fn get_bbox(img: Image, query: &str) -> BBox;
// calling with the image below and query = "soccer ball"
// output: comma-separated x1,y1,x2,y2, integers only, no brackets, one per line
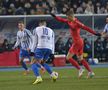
88,58,99,65
93,58,99,64
88,58,93,64
52,71,58,78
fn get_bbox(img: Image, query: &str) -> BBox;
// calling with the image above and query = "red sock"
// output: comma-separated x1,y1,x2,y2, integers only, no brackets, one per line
69,58,80,70
81,59,92,72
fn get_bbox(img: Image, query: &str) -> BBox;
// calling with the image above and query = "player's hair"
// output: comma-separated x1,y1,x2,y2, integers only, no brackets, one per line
106,15,108,18
39,20,46,25
18,21,24,24
39,20,46,23
66,9,74,16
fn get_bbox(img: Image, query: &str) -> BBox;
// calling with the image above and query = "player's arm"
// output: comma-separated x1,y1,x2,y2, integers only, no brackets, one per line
52,30,55,54
13,33,20,49
75,20,101,36
101,25,108,37
50,13,68,23
30,29,38,52
101,31,107,37
26,30,33,50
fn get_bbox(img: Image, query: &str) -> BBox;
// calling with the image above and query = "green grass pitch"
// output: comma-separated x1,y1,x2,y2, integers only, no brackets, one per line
0,67,108,90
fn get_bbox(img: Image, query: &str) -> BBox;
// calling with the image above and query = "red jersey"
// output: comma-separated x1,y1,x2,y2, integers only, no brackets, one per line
55,16,96,43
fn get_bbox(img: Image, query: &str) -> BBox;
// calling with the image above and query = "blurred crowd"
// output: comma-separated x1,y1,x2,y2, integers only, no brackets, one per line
0,34,108,62
0,0,108,15
0,35,15,53
0,38,14,53
55,37,108,62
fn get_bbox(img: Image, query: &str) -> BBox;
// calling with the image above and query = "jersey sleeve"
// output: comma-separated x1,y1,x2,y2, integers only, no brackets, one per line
55,16,68,23
103,24,108,33
26,30,33,49
13,33,21,48
52,31,55,54
30,29,38,52
75,20,96,35
26,30,33,37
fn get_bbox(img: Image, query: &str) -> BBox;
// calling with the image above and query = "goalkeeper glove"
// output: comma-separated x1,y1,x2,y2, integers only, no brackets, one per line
50,13,56,17
95,33,101,36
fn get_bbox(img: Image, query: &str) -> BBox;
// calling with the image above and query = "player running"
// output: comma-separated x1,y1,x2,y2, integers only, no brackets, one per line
13,21,33,75
50,9,101,78
31,20,58,84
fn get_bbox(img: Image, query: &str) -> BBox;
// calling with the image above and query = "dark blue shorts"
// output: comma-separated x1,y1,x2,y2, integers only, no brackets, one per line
34,48,52,61
19,49,31,60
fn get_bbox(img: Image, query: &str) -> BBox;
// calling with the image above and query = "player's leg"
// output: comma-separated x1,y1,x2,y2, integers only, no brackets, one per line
66,45,81,70
76,39,94,78
78,39,95,78
78,54,95,78
31,59,43,84
31,48,43,84
32,57,46,74
19,49,29,75
42,62,58,82
67,52,84,78
42,61,52,74
41,61,58,82
42,49,58,82
20,58,30,75
42,49,52,74
23,51,44,75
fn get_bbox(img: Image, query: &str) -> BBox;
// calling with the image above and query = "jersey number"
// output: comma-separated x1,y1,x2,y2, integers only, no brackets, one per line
43,28,48,35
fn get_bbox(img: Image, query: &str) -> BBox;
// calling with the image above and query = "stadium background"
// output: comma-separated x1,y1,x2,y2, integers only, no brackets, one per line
0,1,108,90
0,0,108,65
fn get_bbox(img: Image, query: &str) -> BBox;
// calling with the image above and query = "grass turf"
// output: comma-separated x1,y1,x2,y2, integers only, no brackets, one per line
0,67,108,90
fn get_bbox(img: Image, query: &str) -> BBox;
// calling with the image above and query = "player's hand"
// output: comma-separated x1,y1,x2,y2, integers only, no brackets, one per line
95,33,101,36
50,12,56,17
49,54,55,61
29,51,34,56
101,32,107,38
12,47,16,51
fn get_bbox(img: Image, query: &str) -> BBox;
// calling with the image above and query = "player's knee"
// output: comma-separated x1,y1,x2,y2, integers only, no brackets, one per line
78,56,83,61
31,59,36,64
19,59,23,64
66,56,70,61
19,57,24,62
41,60,45,64
66,52,73,60
77,55,83,61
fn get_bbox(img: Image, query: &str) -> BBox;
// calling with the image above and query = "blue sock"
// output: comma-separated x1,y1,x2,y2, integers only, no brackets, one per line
31,63,40,76
42,63,52,74
21,61,28,70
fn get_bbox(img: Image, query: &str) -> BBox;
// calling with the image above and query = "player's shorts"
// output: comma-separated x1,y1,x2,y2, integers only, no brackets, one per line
34,48,52,61
19,49,31,60
69,39,84,56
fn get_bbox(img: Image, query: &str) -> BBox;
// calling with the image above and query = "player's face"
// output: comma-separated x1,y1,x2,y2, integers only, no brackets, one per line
106,18,108,23
67,15,74,21
39,21,47,26
18,23,24,31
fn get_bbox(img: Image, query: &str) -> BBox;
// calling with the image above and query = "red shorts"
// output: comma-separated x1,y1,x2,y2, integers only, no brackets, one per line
69,39,84,56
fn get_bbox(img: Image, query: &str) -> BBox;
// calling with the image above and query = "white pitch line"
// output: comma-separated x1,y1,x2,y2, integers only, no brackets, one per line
93,76,108,79
26,75,108,79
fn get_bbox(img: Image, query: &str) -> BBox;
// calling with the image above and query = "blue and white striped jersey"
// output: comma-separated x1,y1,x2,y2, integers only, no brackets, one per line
31,26,55,54
103,24,108,33
14,28,33,50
